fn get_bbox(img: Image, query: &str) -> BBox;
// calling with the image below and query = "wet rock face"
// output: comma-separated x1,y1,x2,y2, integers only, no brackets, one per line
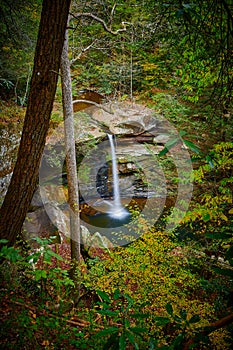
89,101,165,136
1,101,170,242
0,124,22,204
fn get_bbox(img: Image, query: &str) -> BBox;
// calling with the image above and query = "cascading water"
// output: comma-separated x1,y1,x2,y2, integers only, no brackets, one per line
107,134,129,219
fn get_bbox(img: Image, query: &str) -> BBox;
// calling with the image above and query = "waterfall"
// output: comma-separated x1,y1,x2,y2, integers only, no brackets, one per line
107,134,129,219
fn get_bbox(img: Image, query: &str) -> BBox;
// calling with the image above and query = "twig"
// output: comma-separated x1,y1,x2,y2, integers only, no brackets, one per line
71,40,97,64
70,12,127,35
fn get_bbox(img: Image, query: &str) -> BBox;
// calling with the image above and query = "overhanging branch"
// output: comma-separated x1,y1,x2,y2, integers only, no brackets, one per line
70,12,127,35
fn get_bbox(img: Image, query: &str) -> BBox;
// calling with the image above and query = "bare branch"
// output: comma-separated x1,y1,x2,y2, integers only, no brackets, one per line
71,40,97,64
110,3,117,23
70,12,127,35
72,99,114,114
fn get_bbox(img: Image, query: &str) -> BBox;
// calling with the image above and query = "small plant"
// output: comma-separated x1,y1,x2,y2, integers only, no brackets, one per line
94,289,148,349
153,303,202,349
26,237,74,299
0,239,22,262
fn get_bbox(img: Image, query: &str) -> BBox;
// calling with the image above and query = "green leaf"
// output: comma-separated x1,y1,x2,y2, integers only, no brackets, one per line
206,155,215,169
172,333,184,347
203,213,211,222
179,130,187,137
183,139,201,154
45,249,63,261
35,269,47,281
154,316,170,326
173,315,182,323
165,303,173,316
0,246,21,262
98,309,118,317
103,332,119,350
189,314,201,323
205,232,231,240
226,245,233,260
119,333,126,350
97,290,111,303
158,137,179,156
180,309,187,320
165,137,180,149
158,146,169,156
0,239,8,244
148,338,156,350
131,313,149,319
124,318,130,329
113,289,121,300
125,331,138,350
96,327,119,337
213,267,233,277
129,327,147,334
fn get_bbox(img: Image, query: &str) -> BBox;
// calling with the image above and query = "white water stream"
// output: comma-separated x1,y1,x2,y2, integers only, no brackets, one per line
107,134,129,219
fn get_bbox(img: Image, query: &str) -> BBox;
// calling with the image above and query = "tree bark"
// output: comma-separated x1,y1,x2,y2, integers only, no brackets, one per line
0,0,71,245
61,24,81,262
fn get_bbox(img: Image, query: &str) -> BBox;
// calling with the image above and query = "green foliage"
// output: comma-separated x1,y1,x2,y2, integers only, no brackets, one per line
153,303,203,349
82,229,220,346
158,129,201,157
0,0,41,101
94,289,147,350
0,239,22,262
149,93,190,125
184,142,233,225
175,141,233,317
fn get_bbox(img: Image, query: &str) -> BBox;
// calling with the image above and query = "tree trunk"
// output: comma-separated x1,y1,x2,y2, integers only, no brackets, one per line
61,25,81,262
0,0,71,245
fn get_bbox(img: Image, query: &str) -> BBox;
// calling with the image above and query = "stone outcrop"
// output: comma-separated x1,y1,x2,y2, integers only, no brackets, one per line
24,101,172,245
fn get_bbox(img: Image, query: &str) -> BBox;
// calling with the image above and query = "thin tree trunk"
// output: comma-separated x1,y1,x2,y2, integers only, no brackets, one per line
61,25,81,262
0,0,71,245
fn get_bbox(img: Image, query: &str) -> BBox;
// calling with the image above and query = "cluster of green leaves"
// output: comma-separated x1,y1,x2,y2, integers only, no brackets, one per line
0,237,85,349
94,289,148,350
0,236,74,296
184,142,233,227
175,142,233,307
153,303,202,349
156,1,233,104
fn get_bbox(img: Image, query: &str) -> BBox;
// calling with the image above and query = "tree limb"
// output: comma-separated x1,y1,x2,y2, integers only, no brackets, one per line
202,311,233,335
72,99,114,114
183,311,233,350
70,12,127,35
71,40,97,64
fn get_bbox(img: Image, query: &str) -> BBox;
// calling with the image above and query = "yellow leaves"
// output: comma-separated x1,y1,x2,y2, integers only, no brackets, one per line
219,213,228,221
185,85,193,92
144,75,156,81
229,208,233,215
142,63,158,71
2,46,11,52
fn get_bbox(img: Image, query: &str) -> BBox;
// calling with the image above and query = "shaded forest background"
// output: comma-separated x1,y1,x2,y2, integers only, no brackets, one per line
0,0,233,349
